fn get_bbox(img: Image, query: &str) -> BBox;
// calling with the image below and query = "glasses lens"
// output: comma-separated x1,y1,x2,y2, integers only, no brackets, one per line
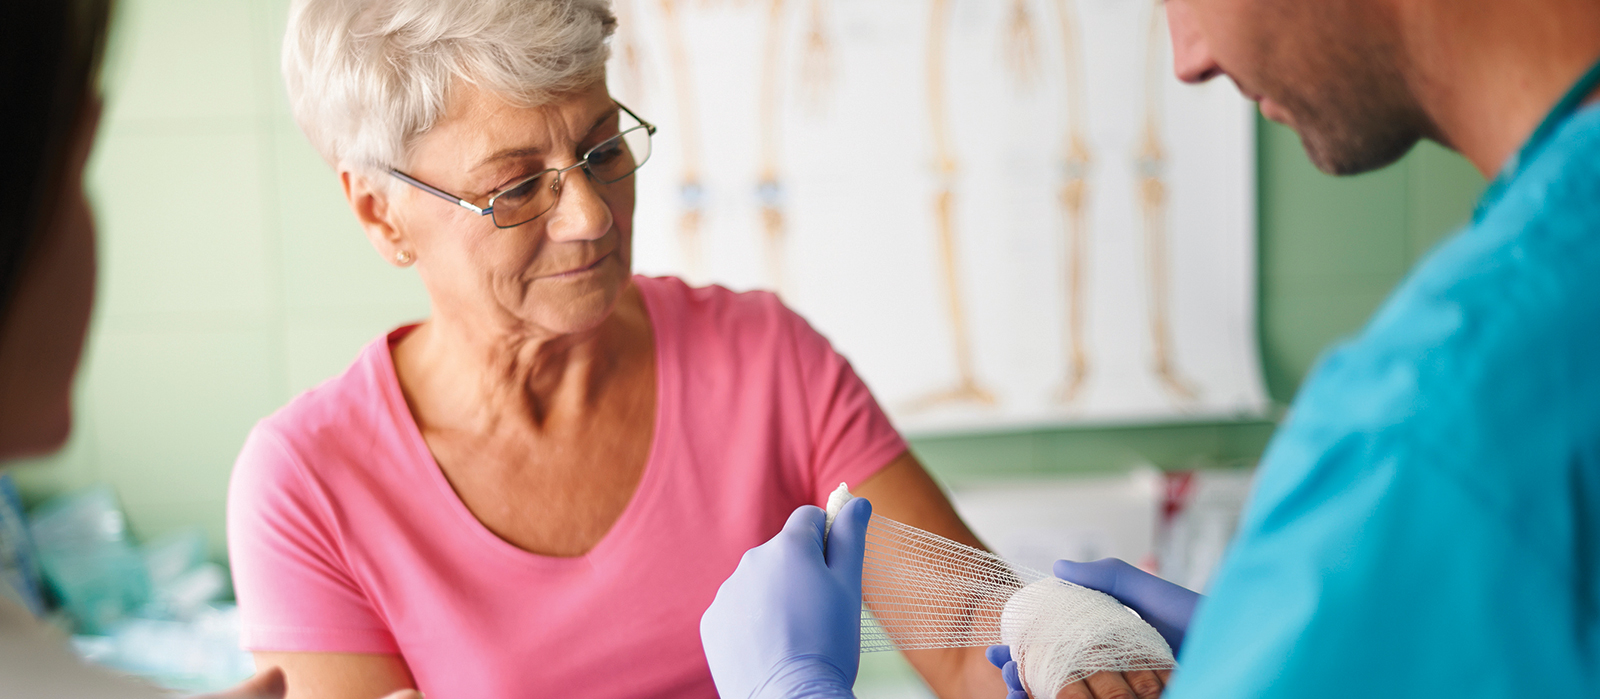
589,126,652,184
490,170,561,228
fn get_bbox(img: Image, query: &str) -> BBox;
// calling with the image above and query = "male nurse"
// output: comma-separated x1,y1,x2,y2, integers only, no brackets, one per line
700,0,1600,695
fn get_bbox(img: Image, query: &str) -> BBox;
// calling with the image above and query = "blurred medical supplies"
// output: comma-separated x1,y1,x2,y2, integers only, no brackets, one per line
949,469,1163,575
72,605,254,694
28,488,152,634
20,486,251,692
1154,469,1254,591
142,529,229,621
949,467,1253,592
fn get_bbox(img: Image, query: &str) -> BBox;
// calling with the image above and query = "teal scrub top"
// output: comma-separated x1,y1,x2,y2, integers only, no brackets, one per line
1169,104,1600,697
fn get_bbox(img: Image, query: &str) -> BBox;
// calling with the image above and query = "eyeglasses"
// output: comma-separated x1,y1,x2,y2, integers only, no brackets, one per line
388,101,655,229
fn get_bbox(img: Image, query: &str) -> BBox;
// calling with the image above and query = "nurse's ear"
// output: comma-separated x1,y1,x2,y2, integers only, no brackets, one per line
341,168,414,268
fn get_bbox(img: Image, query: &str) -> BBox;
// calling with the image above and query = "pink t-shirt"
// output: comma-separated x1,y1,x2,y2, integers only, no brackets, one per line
226,276,907,698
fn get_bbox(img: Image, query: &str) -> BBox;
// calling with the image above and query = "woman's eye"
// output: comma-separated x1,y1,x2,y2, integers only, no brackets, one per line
588,142,622,166
498,177,539,202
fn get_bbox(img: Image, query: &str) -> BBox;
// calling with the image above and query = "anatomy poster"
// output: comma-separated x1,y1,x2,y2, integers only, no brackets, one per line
612,0,1268,434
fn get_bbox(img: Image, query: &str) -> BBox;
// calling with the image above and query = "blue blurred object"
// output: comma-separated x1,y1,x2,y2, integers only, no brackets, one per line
143,528,229,620
0,474,47,616
27,487,152,634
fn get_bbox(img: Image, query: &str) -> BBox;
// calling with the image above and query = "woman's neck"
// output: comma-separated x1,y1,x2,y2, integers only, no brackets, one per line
393,285,649,435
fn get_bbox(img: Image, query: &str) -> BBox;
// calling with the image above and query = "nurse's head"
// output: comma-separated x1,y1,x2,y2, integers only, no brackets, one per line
1164,0,1435,176
285,0,649,339
0,1,110,460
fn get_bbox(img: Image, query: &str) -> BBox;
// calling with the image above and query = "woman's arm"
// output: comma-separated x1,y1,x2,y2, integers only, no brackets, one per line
251,652,415,699
851,450,1008,699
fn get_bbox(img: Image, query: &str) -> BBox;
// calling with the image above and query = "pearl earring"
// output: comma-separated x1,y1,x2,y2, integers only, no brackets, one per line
395,250,414,266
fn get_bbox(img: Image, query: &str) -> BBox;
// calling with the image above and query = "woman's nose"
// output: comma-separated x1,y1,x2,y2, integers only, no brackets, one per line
1166,0,1224,84
542,169,613,242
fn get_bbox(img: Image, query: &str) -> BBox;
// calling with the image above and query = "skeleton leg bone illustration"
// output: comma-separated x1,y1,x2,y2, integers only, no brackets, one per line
799,0,834,112
1137,4,1199,402
905,0,998,413
757,0,789,296
1051,0,1094,405
658,0,707,280
1003,0,1041,87
610,0,646,106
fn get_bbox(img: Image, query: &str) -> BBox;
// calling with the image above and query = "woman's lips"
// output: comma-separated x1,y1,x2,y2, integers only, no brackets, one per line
543,251,611,279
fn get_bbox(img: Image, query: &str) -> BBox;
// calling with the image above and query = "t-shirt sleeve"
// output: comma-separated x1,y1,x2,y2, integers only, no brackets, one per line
227,425,399,654
782,307,909,505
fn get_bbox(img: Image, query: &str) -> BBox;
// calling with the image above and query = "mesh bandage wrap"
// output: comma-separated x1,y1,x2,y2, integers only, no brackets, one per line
824,484,1175,697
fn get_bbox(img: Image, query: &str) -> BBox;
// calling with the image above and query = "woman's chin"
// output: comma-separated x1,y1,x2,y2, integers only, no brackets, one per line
521,277,627,335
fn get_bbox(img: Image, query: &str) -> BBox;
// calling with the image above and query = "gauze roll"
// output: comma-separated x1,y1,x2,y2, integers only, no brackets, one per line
824,484,1174,697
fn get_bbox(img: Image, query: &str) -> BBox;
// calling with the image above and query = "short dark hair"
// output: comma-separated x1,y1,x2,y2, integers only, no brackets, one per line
0,0,111,322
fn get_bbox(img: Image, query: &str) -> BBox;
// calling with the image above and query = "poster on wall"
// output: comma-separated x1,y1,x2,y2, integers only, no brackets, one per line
611,0,1268,434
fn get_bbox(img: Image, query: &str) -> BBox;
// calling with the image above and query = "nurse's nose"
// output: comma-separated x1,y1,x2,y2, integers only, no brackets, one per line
1167,1,1224,84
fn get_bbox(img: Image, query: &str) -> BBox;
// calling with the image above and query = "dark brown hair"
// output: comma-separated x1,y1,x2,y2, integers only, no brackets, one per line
0,0,112,322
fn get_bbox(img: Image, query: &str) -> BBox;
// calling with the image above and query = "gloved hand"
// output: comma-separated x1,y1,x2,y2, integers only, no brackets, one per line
1053,558,1199,656
700,497,872,699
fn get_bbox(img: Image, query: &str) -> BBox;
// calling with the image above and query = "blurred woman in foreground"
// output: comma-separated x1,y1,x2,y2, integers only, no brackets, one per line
0,2,380,697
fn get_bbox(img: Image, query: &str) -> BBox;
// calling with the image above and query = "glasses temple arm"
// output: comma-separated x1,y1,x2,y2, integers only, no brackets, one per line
615,101,657,135
388,169,490,215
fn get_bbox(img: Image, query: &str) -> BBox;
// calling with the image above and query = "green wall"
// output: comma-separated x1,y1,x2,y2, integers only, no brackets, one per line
5,0,1485,561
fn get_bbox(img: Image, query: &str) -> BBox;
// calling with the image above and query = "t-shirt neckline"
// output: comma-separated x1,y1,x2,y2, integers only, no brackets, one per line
369,277,673,568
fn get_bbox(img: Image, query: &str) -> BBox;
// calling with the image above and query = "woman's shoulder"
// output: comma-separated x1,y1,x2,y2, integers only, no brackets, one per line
243,329,407,467
634,274,806,338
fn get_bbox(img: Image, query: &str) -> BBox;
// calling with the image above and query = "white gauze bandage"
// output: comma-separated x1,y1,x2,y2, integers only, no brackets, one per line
824,484,1175,697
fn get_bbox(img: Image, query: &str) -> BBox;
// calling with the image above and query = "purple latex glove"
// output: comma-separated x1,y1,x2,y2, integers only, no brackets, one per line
700,498,872,699
984,645,1029,699
1054,558,1200,656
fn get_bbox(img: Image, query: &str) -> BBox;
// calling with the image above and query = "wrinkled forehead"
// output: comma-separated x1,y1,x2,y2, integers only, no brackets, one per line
412,80,615,175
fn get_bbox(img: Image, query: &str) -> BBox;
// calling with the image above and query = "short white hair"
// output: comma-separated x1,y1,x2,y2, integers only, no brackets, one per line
283,0,615,174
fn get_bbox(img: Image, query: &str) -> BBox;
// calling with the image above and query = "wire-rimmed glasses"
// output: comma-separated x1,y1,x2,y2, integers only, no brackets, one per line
388,101,655,229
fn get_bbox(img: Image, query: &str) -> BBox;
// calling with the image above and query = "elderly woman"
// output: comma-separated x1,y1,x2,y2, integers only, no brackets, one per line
226,1,1009,698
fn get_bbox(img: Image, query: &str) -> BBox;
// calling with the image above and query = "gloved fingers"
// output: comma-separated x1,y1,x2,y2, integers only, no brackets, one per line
985,644,1013,670
824,496,871,574
1122,669,1165,699
1052,558,1132,594
1001,659,1023,692
1006,692,1029,699
1053,557,1199,654
781,504,829,554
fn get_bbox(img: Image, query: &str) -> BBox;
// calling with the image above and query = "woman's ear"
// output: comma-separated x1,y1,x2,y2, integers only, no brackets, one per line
341,169,413,267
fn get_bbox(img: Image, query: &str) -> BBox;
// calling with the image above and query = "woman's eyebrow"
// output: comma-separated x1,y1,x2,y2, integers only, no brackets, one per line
474,146,543,170
471,108,622,171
